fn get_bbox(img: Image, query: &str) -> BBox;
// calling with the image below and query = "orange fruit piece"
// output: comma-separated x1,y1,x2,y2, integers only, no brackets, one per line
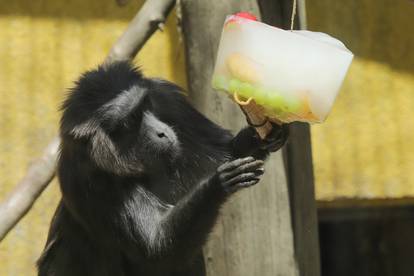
226,53,262,84
299,94,319,122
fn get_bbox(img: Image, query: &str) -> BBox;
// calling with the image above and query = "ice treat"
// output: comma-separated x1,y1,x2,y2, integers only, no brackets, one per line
212,13,354,124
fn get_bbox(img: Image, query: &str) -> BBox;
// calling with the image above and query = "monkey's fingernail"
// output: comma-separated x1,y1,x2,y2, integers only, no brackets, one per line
244,156,255,162
255,172,264,177
256,168,265,175
241,179,260,188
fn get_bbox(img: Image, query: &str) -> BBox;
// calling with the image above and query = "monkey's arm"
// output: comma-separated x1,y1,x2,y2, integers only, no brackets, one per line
122,158,264,261
231,123,289,160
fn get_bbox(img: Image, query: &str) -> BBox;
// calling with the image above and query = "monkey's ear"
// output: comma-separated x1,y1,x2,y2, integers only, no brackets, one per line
67,118,100,138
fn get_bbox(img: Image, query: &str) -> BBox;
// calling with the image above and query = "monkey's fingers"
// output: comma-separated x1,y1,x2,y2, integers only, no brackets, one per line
262,139,286,152
260,126,289,151
224,169,264,187
217,157,255,173
222,160,264,181
225,179,260,194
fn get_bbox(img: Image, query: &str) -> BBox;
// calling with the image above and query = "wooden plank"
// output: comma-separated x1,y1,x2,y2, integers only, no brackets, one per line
258,1,321,276
284,123,321,276
180,1,298,275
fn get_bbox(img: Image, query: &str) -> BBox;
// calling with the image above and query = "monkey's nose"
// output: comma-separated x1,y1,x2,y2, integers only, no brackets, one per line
157,132,167,139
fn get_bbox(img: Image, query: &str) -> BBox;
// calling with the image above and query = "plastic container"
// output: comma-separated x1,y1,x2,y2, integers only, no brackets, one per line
212,14,354,123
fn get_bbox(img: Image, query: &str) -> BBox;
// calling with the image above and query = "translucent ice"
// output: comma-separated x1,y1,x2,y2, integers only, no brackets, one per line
212,14,354,123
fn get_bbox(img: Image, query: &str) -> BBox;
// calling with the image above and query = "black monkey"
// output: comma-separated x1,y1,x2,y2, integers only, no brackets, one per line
37,62,288,276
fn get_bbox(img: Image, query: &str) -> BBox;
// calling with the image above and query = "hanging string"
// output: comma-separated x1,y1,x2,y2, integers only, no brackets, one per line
290,0,297,30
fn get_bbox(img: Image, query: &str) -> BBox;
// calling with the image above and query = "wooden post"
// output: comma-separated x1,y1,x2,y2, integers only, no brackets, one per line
284,123,321,276
181,0,320,275
181,1,299,275
259,1,321,275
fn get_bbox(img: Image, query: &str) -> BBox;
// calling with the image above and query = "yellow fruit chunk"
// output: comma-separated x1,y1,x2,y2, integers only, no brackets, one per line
226,53,261,84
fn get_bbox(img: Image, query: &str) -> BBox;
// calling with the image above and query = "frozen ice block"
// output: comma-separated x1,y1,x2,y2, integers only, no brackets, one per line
212,13,354,123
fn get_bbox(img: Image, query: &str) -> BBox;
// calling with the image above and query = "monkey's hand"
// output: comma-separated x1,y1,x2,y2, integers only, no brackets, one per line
231,123,289,160
258,122,289,152
213,157,264,194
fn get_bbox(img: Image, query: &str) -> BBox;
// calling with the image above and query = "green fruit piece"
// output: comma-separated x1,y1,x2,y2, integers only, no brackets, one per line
284,97,301,113
238,82,255,98
212,75,228,91
265,108,281,118
253,87,268,105
228,78,242,93
267,92,284,110
274,107,285,116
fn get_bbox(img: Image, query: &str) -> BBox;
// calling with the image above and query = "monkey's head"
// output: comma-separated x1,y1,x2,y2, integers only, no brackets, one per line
60,62,183,176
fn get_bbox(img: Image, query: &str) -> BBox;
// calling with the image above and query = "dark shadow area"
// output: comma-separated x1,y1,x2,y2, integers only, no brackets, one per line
319,205,414,276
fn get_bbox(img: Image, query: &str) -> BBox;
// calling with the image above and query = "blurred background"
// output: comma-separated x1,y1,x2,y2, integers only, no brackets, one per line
0,0,413,275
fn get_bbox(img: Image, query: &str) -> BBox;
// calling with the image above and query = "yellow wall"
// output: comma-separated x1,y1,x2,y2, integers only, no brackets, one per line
307,0,414,203
0,0,186,274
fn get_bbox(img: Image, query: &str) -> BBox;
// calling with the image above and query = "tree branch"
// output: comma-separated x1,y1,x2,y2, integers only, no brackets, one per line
105,0,175,64
0,137,60,241
0,0,176,242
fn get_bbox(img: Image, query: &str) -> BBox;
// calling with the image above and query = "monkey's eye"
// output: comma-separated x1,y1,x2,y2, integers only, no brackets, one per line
140,94,152,109
106,94,152,139
130,96,152,122
108,118,138,145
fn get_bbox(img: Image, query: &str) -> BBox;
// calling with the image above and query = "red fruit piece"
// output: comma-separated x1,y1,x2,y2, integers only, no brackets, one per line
225,12,258,27
234,12,257,21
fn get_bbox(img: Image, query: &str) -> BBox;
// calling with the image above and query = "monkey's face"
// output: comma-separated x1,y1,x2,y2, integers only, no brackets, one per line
60,62,188,176
104,90,182,174
139,111,180,158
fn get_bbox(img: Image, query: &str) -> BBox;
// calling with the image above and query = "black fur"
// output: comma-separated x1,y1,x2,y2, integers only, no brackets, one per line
37,61,288,276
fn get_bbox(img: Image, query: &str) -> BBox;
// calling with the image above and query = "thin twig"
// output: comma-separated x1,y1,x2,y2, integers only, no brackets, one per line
0,0,176,242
